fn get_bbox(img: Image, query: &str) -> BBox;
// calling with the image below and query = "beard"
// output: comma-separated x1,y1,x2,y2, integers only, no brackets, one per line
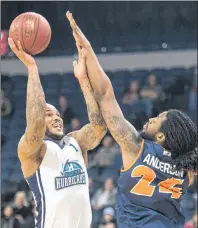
45,128,64,141
139,130,156,141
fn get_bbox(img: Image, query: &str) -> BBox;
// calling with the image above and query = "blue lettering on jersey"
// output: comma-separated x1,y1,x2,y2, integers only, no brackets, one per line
55,159,86,190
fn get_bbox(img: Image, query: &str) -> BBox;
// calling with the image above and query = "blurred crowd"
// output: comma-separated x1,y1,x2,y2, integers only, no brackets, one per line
1,176,197,228
1,68,197,228
1,191,35,228
1,2,197,227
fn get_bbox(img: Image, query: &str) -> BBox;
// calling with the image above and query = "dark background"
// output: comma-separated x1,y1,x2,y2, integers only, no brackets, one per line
1,1,197,55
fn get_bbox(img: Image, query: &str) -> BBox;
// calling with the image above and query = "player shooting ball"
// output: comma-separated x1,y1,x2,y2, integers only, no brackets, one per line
66,11,197,228
8,32,107,227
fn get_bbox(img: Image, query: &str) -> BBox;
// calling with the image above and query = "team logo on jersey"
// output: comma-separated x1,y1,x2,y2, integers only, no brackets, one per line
55,159,86,190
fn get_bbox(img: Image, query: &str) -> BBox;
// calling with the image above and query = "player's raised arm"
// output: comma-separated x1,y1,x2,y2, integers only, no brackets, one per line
66,12,106,97
8,38,46,163
67,44,107,164
66,12,143,169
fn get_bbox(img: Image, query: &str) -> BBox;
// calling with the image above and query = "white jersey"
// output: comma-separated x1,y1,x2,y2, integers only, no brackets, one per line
26,136,92,228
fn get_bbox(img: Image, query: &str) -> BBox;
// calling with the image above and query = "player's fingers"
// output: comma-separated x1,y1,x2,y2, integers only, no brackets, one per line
70,13,78,27
68,13,79,31
73,30,81,45
76,43,82,58
70,21,75,30
67,12,76,31
80,49,86,65
73,22,80,34
66,11,72,22
66,11,70,20
72,31,77,42
81,49,86,60
8,38,19,54
80,48,86,62
71,17,78,29
72,24,82,39
70,21,77,31
68,12,80,35
17,40,23,53
67,11,76,27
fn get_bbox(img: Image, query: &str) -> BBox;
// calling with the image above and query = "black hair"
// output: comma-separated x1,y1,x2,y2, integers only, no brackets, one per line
160,109,197,172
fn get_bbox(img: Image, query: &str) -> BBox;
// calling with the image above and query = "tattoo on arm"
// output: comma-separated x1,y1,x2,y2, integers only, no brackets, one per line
29,135,40,143
87,103,105,126
94,92,105,103
70,125,97,152
69,75,106,153
83,47,141,157
78,125,97,150
25,67,46,142
79,76,106,128
101,110,140,153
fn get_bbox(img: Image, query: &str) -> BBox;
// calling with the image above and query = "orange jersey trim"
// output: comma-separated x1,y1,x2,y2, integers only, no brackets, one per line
121,139,145,172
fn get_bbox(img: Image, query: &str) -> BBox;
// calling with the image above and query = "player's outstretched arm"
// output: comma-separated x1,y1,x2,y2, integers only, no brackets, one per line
66,12,143,169
8,38,46,163
66,11,108,98
67,45,107,164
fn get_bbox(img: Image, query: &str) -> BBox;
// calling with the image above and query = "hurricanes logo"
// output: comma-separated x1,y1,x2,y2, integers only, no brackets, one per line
55,160,86,190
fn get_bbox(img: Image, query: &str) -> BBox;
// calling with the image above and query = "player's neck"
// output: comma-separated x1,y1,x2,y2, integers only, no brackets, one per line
45,136,65,148
45,131,65,145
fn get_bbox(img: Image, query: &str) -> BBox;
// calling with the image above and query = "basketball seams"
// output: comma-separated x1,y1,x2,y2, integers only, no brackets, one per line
21,14,28,53
10,12,51,55
32,28,51,55
29,15,40,52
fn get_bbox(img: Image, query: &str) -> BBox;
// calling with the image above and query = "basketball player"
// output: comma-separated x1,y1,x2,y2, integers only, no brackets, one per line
66,12,198,228
8,37,107,228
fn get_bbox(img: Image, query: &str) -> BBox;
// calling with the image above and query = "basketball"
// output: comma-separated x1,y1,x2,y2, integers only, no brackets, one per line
9,12,51,55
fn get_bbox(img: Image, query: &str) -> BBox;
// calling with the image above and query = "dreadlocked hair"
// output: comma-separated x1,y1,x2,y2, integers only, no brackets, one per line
160,109,198,172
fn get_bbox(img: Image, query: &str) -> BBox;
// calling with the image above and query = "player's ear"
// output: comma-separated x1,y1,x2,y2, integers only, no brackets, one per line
155,132,165,143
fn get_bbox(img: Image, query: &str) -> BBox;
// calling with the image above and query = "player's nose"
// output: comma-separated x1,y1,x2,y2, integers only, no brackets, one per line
53,116,61,122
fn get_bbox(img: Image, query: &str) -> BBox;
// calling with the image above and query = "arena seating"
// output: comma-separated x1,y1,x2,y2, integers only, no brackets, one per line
1,66,197,228
1,66,194,193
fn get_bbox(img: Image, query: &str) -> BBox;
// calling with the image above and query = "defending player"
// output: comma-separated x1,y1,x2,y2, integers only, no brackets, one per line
67,12,198,228
8,37,107,228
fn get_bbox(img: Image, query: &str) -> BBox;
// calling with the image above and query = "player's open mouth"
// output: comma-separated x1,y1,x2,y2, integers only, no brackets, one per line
52,123,62,130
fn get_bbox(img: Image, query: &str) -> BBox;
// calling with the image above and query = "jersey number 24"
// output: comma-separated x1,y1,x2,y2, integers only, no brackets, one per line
130,165,184,199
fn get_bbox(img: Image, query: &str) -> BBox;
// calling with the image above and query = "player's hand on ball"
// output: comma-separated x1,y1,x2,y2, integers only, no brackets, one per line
66,11,91,49
73,44,87,79
8,38,36,68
